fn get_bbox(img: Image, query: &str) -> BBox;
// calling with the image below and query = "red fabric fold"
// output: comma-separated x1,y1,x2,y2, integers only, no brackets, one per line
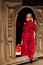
21,21,36,60
16,44,21,52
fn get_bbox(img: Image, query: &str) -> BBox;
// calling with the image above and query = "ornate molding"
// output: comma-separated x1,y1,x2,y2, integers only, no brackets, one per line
5,2,22,7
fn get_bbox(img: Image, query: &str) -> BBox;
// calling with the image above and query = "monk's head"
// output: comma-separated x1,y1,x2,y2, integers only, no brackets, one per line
26,13,33,22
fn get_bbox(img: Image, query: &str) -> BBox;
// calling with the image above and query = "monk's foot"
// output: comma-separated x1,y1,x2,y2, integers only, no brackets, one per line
30,60,33,64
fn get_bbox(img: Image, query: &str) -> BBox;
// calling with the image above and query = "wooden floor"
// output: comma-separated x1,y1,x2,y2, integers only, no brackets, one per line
18,59,43,65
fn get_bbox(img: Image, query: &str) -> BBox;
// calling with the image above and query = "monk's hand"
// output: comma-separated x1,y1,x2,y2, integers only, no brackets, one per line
21,39,23,45
34,31,36,39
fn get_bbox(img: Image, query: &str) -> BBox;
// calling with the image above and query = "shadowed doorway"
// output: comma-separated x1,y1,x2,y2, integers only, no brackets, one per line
16,7,35,57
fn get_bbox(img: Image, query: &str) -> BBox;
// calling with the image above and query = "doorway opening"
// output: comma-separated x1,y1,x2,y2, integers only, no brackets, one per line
16,7,35,57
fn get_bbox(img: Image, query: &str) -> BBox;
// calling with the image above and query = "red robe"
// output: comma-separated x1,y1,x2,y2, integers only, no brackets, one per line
21,20,36,60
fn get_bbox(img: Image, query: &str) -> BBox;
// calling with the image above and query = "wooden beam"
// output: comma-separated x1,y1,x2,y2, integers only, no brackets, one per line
4,56,38,65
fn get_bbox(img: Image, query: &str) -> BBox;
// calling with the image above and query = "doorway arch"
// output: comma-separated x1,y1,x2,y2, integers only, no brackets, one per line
16,6,37,45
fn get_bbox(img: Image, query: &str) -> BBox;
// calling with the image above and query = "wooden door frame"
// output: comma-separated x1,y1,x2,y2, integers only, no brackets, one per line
3,2,39,65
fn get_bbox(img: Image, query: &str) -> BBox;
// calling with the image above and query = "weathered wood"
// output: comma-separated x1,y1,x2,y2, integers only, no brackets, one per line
0,1,5,64
0,1,43,65
3,56,38,65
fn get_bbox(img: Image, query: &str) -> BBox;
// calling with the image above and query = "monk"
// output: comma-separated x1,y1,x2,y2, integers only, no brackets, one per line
21,13,36,63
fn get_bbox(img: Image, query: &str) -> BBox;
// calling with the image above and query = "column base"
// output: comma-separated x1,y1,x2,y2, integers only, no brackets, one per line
37,51,43,58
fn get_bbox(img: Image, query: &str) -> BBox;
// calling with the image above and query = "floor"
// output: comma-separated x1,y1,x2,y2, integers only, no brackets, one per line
18,59,43,65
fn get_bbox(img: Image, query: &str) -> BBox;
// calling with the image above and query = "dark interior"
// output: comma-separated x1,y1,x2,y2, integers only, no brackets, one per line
5,0,43,6
16,8,35,45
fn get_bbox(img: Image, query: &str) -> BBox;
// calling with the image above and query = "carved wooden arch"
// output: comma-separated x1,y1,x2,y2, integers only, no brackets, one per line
16,6,38,50
16,6,38,22
15,6,38,58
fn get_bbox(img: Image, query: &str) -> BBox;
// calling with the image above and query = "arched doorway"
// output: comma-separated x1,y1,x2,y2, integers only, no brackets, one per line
16,7,36,57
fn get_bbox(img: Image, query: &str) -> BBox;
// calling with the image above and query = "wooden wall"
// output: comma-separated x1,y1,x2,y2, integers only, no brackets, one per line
0,1,43,65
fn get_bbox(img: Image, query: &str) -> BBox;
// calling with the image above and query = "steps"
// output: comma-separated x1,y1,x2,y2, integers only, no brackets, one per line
3,55,38,65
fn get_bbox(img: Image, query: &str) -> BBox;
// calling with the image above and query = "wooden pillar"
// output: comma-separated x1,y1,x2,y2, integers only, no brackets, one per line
3,3,10,62
0,2,2,63
36,21,43,57
0,1,5,64
11,12,16,58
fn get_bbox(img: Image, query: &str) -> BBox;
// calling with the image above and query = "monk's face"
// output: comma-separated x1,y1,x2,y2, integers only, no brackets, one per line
26,13,32,22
